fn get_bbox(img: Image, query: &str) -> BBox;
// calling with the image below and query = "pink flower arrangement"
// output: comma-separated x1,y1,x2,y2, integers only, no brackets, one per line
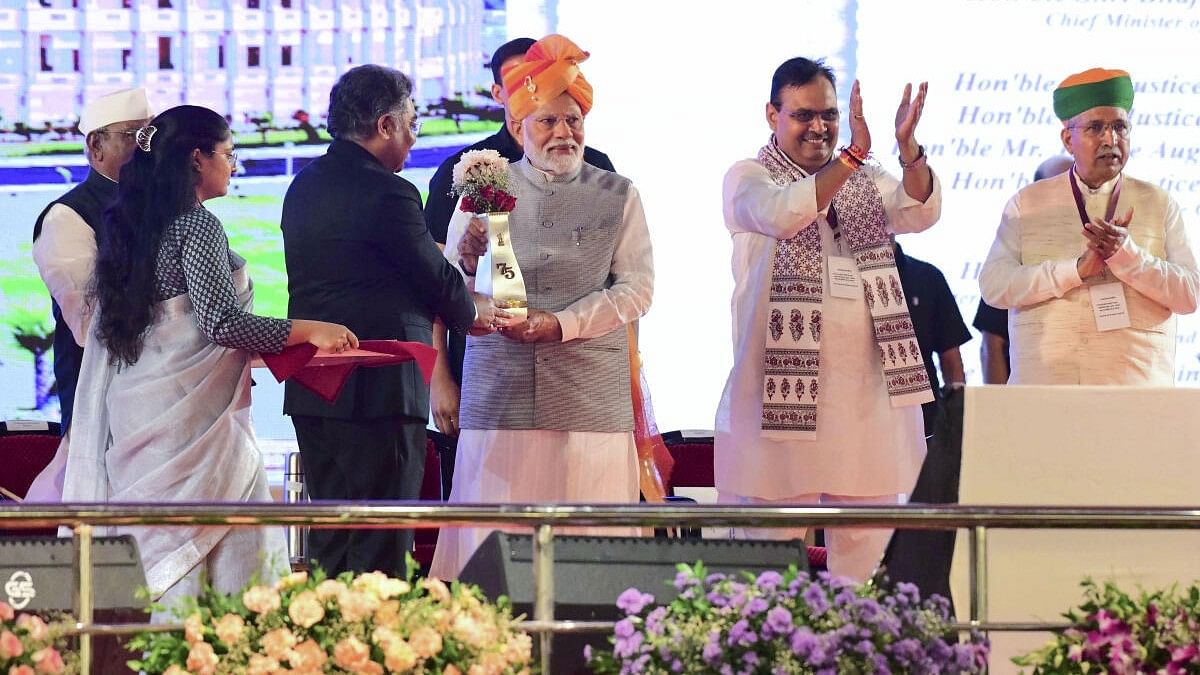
128,563,532,674
0,602,74,675
1016,579,1200,674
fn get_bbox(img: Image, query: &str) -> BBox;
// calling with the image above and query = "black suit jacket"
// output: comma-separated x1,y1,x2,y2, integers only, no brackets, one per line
281,139,476,420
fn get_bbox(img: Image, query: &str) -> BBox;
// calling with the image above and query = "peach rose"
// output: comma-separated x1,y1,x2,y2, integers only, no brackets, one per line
451,613,490,649
185,641,219,675
287,638,327,672
431,608,452,632
274,570,309,591
9,665,36,675
0,602,14,622
245,653,280,675
503,633,532,664
332,636,371,671
183,613,205,645
286,590,324,629
420,578,451,603
337,590,379,623
442,666,462,675
383,639,417,672
314,579,347,602
214,613,245,646
162,665,189,675
15,615,48,642
31,647,65,674
480,651,507,673
351,571,387,595
242,585,282,614
409,626,443,659
372,599,401,628
370,626,399,649
0,630,24,659
259,627,298,660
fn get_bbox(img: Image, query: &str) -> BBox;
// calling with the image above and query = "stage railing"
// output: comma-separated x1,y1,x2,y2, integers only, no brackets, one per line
2,502,1200,675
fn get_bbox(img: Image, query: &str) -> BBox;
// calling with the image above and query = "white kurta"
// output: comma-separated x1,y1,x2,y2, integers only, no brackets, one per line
715,161,942,499
431,175,654,580
980,170,1200,384
32,202,98,346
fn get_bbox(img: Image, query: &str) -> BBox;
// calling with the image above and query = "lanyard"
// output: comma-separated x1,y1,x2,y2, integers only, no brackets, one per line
826,205,845,255
1069,169,1122,226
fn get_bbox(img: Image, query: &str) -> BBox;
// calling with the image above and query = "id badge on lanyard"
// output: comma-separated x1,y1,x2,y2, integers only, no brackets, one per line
1070,171,1130,331
824,205,859,299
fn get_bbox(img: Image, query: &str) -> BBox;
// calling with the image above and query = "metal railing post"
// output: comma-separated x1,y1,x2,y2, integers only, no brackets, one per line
73,524,94,675
533,523,555,675
969,525,988,627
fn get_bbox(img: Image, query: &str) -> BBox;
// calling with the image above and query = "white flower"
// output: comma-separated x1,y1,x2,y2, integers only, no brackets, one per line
453,149,508,189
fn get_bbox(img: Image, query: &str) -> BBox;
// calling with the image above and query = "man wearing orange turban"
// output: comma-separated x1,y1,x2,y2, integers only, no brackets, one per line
501,34,594,122
422,37,616,442
431,34,655,579
981,67,1200,384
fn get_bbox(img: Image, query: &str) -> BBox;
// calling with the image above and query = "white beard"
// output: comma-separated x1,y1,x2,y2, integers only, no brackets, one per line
526,141,584,176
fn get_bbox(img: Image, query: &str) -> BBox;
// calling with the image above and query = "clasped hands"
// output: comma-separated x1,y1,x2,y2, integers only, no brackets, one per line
462,215,563,344
1077,207,1134,279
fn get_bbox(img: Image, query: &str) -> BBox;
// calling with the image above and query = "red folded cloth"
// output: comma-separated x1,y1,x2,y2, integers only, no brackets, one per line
255,340,437,404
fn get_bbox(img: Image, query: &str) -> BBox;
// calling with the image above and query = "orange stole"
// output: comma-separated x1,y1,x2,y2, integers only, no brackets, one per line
627,324,674,503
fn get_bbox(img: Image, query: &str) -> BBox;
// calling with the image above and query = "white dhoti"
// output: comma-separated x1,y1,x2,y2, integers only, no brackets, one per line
429,429,639,580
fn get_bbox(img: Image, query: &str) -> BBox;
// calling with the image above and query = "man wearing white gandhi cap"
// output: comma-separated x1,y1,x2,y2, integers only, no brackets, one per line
32,87,153,434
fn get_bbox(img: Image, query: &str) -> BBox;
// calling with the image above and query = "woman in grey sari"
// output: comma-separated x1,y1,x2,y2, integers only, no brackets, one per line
52,105,358,605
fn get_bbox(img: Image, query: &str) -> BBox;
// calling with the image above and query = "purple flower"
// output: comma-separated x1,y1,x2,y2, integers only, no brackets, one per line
742,597,769,617
669,659,683,673
614,618,636,638
706,590,730,607
718,665,733,675
802,582,830,614
645,606,668,635
672,570,697,591
894,581,920,605
756,570,783,591
790,627,818,658
742,651,759,666
766,605,794,635
702,629,723,663
727,618,758,647
616,588,655,615
613,625,643,659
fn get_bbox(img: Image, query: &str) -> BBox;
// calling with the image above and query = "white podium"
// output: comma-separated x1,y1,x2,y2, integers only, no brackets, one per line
951,385,1200,673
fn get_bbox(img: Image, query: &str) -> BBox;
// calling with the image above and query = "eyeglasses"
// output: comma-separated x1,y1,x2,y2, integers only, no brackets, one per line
98,128,140,141
533,115,584,132
773,105,840,124
1069,120,1131,139
207,149,238,165
393,112,422,136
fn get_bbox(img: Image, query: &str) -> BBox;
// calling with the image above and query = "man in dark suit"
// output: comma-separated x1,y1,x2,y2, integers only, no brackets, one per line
281,64,495,576
423,37,617,438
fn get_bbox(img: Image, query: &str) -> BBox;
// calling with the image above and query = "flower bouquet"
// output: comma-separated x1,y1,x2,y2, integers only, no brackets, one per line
451,149,527,320
587,562,989,674
0,601,75,675
1014,579,1200,674
127,563,532,675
